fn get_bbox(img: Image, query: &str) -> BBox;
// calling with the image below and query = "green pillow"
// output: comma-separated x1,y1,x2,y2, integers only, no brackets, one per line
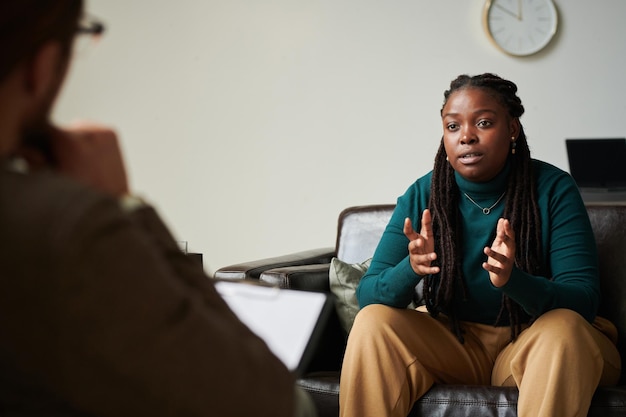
329,257,371,334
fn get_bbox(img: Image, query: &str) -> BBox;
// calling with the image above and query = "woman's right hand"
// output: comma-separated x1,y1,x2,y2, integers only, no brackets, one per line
403,209,440,276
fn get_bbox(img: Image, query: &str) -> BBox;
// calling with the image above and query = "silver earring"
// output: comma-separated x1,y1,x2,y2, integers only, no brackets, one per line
511,140,517,155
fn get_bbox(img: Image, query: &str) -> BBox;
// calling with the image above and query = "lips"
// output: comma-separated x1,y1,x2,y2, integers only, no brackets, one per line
458,152,484,164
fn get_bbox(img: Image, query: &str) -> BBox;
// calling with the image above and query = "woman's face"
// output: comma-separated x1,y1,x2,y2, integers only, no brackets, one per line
441,87,519,183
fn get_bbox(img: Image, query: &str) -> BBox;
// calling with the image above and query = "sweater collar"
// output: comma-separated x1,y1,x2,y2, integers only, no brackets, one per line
454,162,510,197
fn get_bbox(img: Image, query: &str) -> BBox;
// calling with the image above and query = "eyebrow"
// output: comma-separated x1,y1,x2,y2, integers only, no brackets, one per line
442,109,498,118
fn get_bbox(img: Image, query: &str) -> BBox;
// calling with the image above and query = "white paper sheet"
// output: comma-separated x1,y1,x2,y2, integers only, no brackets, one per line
215,281,329,372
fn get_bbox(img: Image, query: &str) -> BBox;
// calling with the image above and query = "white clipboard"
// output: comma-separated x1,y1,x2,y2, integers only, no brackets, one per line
215,280,332,375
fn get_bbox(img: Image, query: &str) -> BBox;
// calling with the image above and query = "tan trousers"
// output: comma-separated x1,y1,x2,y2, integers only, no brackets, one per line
339,305,621,417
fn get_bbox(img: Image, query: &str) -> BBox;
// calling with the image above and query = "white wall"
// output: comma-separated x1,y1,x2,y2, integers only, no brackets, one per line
54,0,626,274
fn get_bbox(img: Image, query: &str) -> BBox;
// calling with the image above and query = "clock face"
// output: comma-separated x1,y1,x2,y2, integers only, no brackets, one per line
483,0,558,56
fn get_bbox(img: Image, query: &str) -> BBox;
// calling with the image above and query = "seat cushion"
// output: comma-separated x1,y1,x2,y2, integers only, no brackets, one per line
298,372,626,417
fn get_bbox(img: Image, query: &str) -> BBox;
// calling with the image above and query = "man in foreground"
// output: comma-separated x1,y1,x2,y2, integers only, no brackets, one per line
0,2,313,416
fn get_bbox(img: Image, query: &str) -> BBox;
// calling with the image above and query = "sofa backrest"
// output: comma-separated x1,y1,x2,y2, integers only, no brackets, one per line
335,205,395,264
586,204,626,381
336,203,626,379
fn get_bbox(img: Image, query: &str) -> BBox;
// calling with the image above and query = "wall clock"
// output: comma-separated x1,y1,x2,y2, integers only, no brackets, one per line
483,0,558,56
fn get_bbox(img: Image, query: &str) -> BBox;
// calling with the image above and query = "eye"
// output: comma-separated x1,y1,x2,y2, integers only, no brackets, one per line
446,122,459,131
477,119,492,128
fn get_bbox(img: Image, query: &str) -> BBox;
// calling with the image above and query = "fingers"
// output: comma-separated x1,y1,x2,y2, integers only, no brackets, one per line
420,208,433,238
483,218,516,287
403,217,419,241
483,246,508,264
51,122,130,197
487,218,515,259
482,246,508,277
495,218,514,241
408,239,439,275
411,249,438,267
404,209,434,241
408,238,437,259
416,263,440,276
405,209,440,275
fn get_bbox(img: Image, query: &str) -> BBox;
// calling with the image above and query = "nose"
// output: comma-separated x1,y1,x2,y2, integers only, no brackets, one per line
460,134,477,145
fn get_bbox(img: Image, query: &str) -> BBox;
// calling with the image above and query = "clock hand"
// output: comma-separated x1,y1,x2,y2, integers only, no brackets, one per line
494,3,517,19
517,0,523,21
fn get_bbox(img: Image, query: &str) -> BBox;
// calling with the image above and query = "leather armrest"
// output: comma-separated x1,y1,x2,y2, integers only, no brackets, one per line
260,264,332,292
213,247,335,280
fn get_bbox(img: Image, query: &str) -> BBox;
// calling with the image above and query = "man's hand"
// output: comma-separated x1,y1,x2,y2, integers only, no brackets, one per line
483,218,516,287
403,209,440,276
49,122,130,197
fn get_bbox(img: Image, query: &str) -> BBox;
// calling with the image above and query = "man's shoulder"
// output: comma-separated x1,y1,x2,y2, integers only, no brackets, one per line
0,170,118,240
1,169,110,212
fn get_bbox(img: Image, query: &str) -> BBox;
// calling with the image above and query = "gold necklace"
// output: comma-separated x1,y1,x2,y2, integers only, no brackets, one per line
463,191,506,215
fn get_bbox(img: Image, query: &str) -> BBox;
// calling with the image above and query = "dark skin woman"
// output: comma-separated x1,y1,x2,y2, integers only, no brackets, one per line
340,74,621,417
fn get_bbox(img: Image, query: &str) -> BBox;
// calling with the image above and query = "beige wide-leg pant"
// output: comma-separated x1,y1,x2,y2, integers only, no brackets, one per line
339,305,621,417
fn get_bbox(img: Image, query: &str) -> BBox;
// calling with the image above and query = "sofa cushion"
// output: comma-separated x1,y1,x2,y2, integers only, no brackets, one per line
329,257,371,334
298,372,626,417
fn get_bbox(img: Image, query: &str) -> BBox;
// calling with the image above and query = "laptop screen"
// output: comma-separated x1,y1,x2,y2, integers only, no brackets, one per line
566,138,626,189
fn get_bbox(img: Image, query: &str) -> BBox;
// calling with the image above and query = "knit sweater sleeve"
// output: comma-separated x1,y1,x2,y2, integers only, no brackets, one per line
357,176,431,308
499,161,600,322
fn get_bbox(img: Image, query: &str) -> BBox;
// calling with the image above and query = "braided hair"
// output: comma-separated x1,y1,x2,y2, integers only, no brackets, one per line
424,73,543,342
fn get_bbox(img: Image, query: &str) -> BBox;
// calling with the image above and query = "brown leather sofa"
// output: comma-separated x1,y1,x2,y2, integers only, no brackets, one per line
215,204,626,417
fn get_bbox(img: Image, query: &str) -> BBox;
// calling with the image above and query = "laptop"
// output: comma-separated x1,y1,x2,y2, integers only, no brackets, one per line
214,280,333,376
565,138,626,202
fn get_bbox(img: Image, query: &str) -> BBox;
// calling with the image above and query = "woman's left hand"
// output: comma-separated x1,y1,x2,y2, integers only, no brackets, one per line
483,218,516,287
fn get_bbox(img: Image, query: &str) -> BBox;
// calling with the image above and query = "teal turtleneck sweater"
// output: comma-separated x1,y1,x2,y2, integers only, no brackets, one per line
357,159,599,325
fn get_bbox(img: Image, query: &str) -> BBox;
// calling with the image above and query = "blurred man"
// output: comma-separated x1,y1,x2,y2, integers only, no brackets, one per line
0,2,314,416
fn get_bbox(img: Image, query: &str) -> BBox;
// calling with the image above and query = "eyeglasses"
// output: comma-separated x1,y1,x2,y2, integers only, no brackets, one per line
77,15,105,37
74,15,105,57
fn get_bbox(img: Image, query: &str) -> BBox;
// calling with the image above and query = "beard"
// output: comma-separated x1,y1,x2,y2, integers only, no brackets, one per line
20,124,56,165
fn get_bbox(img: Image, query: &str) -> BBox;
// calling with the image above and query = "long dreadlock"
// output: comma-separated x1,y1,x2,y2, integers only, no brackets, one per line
424,73,543,342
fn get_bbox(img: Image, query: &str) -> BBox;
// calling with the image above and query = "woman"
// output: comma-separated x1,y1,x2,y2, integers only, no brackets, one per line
339,73,621,417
